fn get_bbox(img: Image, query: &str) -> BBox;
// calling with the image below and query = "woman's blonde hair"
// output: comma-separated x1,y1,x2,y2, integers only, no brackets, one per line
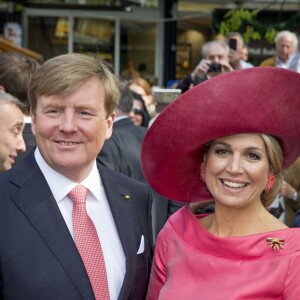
260,134,283,207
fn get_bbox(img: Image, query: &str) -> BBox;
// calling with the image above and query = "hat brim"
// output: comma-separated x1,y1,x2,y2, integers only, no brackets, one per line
141,67,300,203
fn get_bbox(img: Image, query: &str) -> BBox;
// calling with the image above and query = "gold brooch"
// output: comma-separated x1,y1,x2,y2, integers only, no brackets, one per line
124,195,130,200
266,237,285,250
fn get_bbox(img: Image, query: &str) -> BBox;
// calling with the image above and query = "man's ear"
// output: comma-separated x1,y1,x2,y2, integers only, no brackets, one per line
30,109,36,136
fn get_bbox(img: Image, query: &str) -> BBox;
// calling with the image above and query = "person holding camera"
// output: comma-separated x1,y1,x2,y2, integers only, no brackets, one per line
176,40,233,93
227,32,254,70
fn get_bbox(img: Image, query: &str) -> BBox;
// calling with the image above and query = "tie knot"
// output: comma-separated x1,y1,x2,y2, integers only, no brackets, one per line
69,185,88,204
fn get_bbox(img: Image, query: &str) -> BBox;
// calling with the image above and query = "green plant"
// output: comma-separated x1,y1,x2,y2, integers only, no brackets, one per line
218,8,275,44
215,7,300,45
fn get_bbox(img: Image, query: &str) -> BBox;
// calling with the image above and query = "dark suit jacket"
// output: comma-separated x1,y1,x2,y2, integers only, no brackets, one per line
0,151,153,300
97,118,147,183
97,118,183,241
287,194,300,227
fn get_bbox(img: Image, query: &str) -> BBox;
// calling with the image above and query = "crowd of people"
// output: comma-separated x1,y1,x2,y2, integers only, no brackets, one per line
176,30,300,92
0,28,299,300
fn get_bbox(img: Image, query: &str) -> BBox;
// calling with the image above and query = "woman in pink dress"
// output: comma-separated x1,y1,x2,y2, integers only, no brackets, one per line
141,67,300,299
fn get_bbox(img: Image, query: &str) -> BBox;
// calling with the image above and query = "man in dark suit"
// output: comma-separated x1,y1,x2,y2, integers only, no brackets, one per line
0,91,26,172
0,54,153,300
97,82,182,241
0,52,40,164
97,81,147,182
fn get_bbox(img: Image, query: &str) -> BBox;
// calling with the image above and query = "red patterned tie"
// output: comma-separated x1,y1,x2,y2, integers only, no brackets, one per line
69,185,110,300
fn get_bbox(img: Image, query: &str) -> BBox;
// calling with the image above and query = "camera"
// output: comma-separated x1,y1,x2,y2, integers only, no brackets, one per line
207,63,222,73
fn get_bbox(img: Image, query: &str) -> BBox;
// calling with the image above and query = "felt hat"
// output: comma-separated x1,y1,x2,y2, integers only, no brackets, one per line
141,67,300,203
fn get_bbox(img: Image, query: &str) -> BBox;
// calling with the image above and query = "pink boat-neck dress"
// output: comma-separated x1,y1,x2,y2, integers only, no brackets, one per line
146,206,300,300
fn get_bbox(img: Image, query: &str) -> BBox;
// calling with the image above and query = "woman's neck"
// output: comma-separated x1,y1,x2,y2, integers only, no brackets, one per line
199,202,287,237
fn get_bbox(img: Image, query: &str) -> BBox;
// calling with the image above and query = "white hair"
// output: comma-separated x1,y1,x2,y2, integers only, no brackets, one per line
0,90,25,111
275,30,298,51
201,40,230,58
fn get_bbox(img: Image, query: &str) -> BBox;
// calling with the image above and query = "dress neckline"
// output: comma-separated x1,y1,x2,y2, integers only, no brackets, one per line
167,206,300,260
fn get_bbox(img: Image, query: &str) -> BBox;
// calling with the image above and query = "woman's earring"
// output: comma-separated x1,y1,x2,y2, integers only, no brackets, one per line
265,173,275,193
200,163,206,183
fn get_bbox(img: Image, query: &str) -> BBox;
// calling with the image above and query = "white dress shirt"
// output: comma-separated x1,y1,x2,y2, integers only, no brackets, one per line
35,148,125,300
240,59,254,69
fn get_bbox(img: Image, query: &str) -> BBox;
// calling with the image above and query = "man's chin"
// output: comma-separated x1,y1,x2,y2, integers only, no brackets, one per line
1,163,11,172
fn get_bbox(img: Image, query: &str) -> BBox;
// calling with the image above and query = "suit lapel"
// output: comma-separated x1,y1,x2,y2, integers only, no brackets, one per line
99,166,138,300
10,154,95,300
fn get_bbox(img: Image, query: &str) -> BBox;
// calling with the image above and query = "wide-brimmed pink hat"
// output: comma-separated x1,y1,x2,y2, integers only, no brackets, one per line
141,67,300,203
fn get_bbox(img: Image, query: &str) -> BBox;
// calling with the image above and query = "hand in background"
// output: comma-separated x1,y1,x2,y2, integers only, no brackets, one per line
280,180,297,199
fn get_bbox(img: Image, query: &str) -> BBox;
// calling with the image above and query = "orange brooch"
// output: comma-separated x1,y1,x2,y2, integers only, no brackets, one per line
266,237,285,250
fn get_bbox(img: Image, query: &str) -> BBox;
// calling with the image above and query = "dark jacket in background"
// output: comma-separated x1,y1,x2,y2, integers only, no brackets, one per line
97,118,183,241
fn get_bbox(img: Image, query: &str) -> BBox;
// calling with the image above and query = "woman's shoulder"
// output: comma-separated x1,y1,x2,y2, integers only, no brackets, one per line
281,227,300,248
167,205,196,226
159,205,199,238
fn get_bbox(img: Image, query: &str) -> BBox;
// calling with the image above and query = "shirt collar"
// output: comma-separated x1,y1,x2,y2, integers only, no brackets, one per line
34,147,101,202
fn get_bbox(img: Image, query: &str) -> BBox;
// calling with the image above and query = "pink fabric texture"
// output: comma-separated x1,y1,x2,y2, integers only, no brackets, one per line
147,206,300,300
70,185,110,300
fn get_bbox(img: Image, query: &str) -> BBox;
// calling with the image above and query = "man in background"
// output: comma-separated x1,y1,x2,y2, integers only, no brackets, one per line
226,32,254,70
260,30,299,71
241,44,250,62
269,157,300,227
97,80,147,181
97,81,182,241
176,40,233,93
0,91,26,172
0,52,40,163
